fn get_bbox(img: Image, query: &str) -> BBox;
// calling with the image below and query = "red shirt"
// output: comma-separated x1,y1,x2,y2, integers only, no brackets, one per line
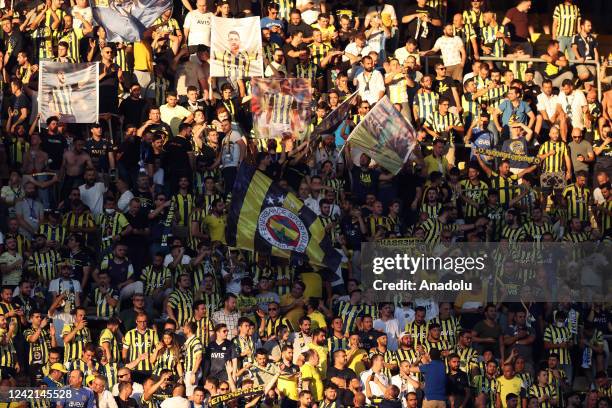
505,7,529,42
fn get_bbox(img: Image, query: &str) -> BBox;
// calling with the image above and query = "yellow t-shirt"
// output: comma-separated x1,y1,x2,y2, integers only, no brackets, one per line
347,348,367,375
307,342,329,379
280,294,306,329
497,376,524,408
311,23,336,46
301,272,322,299
277,369,299,401
203,214,227,244
424,154,449,176
133,41,153,72
300,362,324,401
308,311,327,331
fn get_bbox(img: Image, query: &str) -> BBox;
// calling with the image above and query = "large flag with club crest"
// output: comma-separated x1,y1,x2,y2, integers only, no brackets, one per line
343,96,417,175
39,61,99,123
91,0,172,42
227,164,342,270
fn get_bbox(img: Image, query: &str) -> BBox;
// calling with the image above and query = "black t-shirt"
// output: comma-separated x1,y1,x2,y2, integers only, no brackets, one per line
114,397,138,408
447,370,470,402
286,22,313,40
350,166,380,204
326,366,358,382
119,98,148,126
401,4,440,40
340,216,365,250
145,122,173,139
162,136,192,171
283,42,306,75
118,137,142,168
41,132,67,171
433,76,457,106
11,93,30,119
133,189,154,212
204,340,236,381
85,138,113,171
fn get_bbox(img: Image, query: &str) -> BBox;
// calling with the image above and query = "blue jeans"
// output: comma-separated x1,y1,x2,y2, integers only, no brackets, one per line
558,36,575,60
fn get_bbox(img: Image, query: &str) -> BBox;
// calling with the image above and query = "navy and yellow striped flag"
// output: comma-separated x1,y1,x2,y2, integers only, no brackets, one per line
227,164,342,270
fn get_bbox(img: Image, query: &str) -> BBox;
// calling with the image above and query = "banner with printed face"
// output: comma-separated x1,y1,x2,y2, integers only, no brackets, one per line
210,16,264,78
343,96,417,175
39,61,99,124
250,78,312,139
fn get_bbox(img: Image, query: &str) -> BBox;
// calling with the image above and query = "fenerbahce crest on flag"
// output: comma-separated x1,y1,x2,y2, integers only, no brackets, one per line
91,0,172,42
227,165,342,270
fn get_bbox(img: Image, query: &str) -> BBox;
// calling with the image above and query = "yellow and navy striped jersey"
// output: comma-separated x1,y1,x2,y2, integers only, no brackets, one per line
502,225,527,243
275,265,294,296
99,327,120,363
58,28,84,61
562,230,590,243
23,327,52,365
263,41,280,63
395,347,419,366
168,288,194,326
328,335,349,355
538,141,569,172
153,74,170,108
296,62,320,80
63,210,95,238
596,383,612,398
337,302,364,334
114,45,130,72
38,223,66,245
553,3,580,38
365,214,390,237
214,50,256,79
94,287,119,318
425,111,462,135
200,292,222,316
172,193,195,227
190,259,216,290
480,23,508,57
598,199,612,232
463,9,485,33
26,249,61,285
152,347,180,376
528,383,557,408
422,338,451,353
543,324,572,364
189,316,214,347
182,335,203,373
5,233,29,257
420,203,442,220
481,85,509,109
123,328,159,371
7,137,29,165
100,362,119,390
490,171,520,208
261,316,293,339
562,184,591,222
453,345,479,378
0,329,16,369
524,221,555,241
368,347,396,378
429,316,462,345
404,322,429,345
462,92,481,127
473,374,499,408
66,358,99,380
415,91,439,123
97,212,129,250
460,179,488,218
420,218,459,244
141,265,171,296
308,42,331,66
61,324,92,363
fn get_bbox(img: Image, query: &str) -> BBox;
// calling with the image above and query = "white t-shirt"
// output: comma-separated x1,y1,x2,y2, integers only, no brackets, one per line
163,254,191,267
297,0,321,24
558,90,587,129
184,10,212,46
433,35,464,67
355,69,385,105
71,6,93,30
536,93,561,118
360,370,389,404
160,104,192,136
373,318,401,350
394,46,419,66
79,182,107,217
117,190,134,213
161,396,190,408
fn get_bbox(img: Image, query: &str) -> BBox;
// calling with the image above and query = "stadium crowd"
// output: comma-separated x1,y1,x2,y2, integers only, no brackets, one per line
0,0,611,407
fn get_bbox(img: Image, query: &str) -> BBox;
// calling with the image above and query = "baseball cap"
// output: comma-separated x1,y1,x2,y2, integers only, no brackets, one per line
51,363,68,373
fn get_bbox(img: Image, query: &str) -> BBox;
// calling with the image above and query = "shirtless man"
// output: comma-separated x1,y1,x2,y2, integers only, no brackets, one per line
61,137,93,198
602,89,612,126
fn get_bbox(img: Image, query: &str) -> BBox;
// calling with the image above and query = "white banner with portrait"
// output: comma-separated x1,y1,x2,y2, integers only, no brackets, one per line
210,16,264,78
38,61,99,123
